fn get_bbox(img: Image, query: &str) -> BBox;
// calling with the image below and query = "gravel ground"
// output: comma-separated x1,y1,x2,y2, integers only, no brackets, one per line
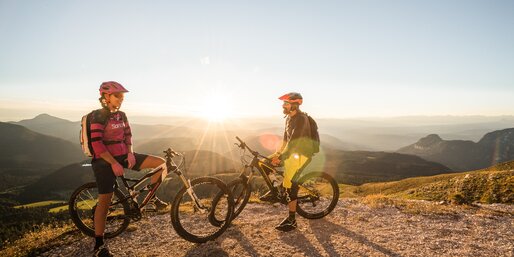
40,199,514,257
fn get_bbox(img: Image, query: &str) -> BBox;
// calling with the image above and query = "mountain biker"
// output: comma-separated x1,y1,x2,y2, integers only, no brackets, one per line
265,92,316,232
90,81,169,257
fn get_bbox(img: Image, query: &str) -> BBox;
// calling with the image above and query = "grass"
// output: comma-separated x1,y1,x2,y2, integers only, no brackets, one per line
357,194,475,217
347,168,513,204
339,184,359,198
14,201,66,209
0,223,77,257
49,205,69,213
50,199,98,213
13,199,97,214
360,194,396,208
338,160,514,217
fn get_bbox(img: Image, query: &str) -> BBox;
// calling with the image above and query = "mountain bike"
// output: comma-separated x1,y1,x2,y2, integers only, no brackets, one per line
68,148,234,243
211,136,339,224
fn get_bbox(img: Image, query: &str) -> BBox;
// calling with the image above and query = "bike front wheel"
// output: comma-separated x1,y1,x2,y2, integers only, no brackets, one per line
296,172,339,219
68,182,131,238
170,177,234,243
211,177,251,224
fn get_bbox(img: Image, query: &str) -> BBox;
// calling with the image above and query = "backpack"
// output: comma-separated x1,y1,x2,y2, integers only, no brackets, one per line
80,110,108,157
305,113,320,154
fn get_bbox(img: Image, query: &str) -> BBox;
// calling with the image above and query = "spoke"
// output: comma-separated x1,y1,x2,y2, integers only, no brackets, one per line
78,195,94,209
85,189,96,200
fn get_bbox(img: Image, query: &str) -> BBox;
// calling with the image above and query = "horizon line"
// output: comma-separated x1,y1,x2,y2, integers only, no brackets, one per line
3,112,514,124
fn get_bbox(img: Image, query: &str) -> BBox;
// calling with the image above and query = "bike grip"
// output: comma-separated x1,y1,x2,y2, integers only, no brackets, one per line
235,136,243,143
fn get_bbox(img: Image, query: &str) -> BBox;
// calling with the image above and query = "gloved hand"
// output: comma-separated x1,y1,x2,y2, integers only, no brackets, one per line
111,162,124,176
266,152,281,166
127,152,136,169
271,156,282,167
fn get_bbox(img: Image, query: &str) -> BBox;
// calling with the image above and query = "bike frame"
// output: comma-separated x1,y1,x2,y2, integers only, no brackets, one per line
110,148,207,212
243,155,315,200
235,137,316,201
113,164,165,210
245,157,281,195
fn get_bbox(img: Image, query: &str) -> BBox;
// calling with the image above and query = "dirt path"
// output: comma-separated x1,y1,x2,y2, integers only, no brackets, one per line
40,199,513,257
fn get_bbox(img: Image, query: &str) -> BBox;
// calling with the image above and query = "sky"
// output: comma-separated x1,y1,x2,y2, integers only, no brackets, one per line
0,0,513,122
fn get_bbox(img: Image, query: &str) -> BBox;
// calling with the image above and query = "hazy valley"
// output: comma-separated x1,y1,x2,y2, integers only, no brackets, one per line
1,114,513,255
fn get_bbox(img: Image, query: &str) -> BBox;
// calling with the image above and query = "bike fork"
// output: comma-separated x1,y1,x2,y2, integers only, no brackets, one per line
178,174,207,213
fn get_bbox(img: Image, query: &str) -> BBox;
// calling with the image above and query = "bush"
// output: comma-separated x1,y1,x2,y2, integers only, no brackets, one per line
449,193,471,205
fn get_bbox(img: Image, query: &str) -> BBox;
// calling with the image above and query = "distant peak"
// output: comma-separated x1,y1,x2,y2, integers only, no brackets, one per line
34,113,53,119
417,134,443,146
425,134,442,140
18,113,70,124
32,113,65,122
478,127,514,144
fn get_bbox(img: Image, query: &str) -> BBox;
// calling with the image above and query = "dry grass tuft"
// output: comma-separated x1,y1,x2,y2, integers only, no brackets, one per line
394,200,462,216
360,194,395,208
359,194,469,217
0,223,77,257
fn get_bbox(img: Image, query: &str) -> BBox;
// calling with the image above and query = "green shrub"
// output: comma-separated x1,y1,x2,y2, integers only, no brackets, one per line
449,193,471,205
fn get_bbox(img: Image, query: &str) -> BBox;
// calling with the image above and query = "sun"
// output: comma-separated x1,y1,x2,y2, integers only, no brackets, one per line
199,93,234,122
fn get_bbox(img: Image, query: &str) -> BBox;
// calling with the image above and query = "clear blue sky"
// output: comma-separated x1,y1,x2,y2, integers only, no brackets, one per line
1,0,513,121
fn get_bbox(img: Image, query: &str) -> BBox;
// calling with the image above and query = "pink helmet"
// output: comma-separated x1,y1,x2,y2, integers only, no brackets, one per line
99,81,129,96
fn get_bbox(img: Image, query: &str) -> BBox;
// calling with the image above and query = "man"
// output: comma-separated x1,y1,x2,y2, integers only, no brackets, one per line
268,92,316,232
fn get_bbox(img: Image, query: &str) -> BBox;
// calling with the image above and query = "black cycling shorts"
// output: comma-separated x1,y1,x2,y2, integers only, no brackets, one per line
91,153,149,194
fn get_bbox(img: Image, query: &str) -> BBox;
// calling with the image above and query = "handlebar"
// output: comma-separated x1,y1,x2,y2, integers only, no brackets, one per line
163,148,181,158
235,136,272,162
235,136,244,146
162,147,186,173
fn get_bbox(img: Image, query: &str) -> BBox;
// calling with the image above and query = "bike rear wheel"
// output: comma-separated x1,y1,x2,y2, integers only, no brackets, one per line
170,177,234,243
68,182,131,238
296,172,339,219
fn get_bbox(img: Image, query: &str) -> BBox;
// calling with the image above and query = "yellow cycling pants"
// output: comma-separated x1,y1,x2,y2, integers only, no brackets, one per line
283,153,309,189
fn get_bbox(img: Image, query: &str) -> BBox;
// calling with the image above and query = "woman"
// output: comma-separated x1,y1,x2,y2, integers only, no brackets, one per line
90,81,168,257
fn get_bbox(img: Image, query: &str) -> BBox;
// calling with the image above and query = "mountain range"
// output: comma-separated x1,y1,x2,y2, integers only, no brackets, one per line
12,114,80,143
0,121,83,169
16,163,94,203
398,128,514,171
12,113,514,151
310,149,451,185
3,114,514,204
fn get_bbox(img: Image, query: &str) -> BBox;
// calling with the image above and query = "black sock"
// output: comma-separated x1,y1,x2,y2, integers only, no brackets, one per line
94,236,104,250
288,211,295,220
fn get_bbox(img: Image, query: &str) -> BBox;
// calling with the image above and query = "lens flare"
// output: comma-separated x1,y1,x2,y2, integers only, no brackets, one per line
258,134,282,152
307,148,328,176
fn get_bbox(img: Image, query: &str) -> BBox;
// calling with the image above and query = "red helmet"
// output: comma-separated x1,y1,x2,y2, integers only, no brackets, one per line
99,81,129,96
278,92,303,105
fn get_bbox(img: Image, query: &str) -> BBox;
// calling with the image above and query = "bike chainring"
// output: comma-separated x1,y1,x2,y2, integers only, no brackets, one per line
127,201,143,221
